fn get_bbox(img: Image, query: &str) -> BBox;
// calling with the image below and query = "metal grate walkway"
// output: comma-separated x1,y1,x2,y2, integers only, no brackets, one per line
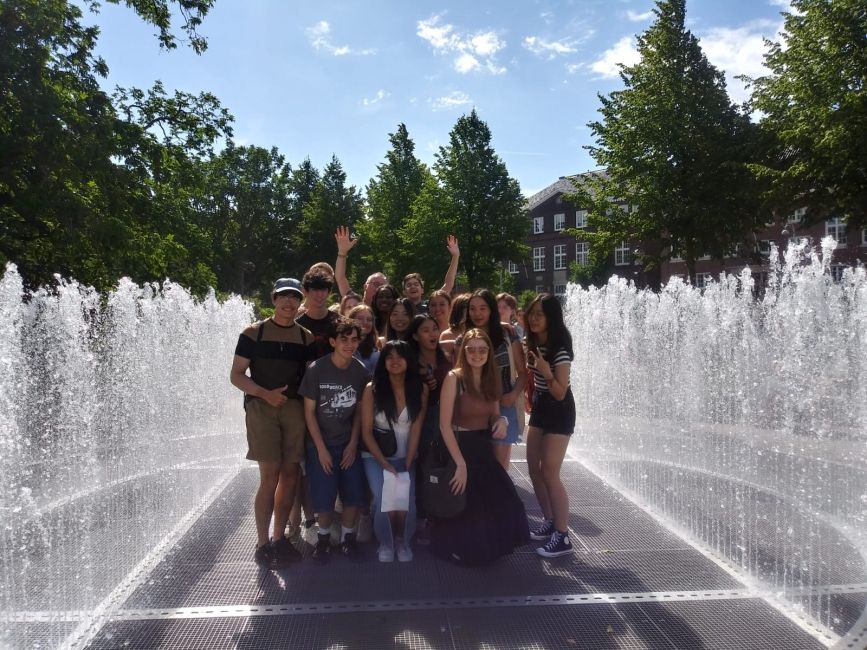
14,449,865,649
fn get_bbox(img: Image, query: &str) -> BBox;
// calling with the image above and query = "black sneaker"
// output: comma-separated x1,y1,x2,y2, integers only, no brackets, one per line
339,532,360,560
529,519,555,541
272,536,302,562
254,542,281,568
312,534,331,563
536,531,573,558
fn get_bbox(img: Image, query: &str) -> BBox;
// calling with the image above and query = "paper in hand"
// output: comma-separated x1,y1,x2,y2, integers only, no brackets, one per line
381,470,411,512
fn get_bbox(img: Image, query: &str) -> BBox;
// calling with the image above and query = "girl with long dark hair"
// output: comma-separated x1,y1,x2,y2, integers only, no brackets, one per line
360,340,427,562
524,293,576,558
463,289,527,470
380,297,413,344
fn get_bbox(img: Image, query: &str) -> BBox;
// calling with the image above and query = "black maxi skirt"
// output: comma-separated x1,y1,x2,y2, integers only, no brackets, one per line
430,428,530,566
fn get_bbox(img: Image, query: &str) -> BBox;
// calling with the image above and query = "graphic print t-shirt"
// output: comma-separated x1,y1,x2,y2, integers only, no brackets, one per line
298,355,369,446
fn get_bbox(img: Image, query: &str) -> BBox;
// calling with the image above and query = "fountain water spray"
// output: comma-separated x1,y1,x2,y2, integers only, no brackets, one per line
565,237,867,641
0,264,251,648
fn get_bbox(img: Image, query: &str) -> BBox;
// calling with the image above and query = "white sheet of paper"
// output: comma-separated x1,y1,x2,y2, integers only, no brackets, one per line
381,470,411,512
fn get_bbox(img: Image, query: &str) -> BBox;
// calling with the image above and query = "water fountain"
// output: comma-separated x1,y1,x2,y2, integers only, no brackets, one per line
0,264,252,649
2,235,865,648
565,237,867,644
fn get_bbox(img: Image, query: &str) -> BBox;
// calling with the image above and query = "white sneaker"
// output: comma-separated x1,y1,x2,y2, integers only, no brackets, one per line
357,514,373,543
378,546,395,562
396,543,413,562
302,523,319,546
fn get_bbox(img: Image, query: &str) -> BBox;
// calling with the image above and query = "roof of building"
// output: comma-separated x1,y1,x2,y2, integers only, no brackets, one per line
525,170,607,210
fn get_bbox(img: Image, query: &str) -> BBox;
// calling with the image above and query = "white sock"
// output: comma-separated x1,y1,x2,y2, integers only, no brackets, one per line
342,525,354,539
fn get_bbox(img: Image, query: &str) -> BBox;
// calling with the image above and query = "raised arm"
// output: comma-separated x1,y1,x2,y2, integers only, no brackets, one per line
334,226,358,297
438,235,460,294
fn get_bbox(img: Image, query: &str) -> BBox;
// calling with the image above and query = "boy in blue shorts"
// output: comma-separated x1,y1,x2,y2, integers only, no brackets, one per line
299,317,369,561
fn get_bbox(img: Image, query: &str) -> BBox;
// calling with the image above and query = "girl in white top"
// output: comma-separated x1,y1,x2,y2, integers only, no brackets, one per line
360,340,427,562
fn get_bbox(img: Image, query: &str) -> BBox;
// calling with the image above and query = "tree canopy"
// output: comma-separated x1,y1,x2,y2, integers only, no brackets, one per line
403,110,527,289
748,0,867,229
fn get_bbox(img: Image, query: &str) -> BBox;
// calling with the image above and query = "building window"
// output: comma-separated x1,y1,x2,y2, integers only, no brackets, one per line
826,217,847,244
863,229,867,246
533,216,544,234
726,243,742,258
576,210,588,228
788,207,806,224
758,240,772,256
830,264,846,282
694,272,713,289
575,242,589,266
554,283,567,296
553,244,566,270
535,285,546,293
533,247,545,271
554,213,565,231
508,261,518,274
614,241,630,266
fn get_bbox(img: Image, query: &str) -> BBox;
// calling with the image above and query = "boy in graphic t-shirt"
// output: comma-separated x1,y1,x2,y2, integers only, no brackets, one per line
298,317,369,561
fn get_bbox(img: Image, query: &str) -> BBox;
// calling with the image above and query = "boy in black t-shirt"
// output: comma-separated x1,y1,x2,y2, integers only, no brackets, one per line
231,278,315,568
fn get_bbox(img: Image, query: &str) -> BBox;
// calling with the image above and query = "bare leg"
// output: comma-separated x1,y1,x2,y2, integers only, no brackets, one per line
254,462,280,547
541,434,570,531
525,427,551,520
271,460,299,541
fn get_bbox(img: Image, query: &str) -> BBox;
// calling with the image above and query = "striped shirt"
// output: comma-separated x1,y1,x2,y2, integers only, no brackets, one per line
531,346,572,394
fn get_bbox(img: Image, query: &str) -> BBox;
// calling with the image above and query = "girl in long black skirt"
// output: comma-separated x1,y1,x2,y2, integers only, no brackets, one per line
431,328,529,565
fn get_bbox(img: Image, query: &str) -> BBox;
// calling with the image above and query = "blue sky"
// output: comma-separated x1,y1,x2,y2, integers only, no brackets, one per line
88,0,791,197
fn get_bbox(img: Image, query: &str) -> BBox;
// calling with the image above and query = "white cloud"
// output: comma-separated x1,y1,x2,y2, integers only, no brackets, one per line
417,15,506,75
523,36,578,59
590,36,640,78
699,19,781,103
361,89,390,107
429,91,473,112
626,10,654,22
305,20,376,57
768,0,791,7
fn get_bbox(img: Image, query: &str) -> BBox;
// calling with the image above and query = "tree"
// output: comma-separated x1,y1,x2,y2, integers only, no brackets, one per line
748,0,867,230
360,124,432,283
568,0,763,286
293,156,364,274
96,0,216,53
405,110,527,289
0,0,224,291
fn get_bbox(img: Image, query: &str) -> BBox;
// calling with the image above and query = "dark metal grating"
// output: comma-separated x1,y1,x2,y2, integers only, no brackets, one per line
41,460,857,649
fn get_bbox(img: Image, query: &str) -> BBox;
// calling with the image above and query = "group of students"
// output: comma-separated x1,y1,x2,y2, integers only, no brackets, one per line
230,229,577,569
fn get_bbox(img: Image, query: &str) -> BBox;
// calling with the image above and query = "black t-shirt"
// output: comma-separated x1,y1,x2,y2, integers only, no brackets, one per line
296,310,341,360
234,319,315,398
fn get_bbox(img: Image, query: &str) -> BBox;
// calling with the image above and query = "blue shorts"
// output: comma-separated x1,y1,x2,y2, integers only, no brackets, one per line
305,443,368,513
492,404,521,446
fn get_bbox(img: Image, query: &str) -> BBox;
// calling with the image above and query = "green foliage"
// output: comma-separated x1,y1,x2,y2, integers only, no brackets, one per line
518,290,537,312
404,110,527,289
568,253,612,289
360,124,432,283
569,0,764,287
195,143,292,298
99,0,215,53
293,155,364,275
748,0,867,229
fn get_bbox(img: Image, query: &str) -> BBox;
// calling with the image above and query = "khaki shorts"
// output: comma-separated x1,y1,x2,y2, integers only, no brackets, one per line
245,398,306,464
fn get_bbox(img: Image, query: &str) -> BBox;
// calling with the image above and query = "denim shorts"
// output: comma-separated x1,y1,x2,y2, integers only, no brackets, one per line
492,404,521,446
305,443,368,513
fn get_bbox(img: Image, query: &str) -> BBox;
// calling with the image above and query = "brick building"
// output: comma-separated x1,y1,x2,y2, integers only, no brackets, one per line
510,174,867,297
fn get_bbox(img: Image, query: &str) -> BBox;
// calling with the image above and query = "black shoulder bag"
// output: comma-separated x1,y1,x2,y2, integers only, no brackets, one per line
360,419,398,458
421,375,467,518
